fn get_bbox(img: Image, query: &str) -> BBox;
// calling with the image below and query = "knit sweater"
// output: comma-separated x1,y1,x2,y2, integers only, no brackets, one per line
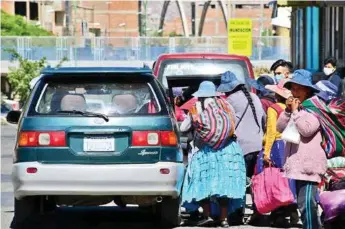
277,110,327,183
226,91,266,155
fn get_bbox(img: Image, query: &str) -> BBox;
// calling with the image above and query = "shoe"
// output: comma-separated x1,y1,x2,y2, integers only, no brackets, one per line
220,219,230,228
247,212,261,225
271,216,289,228
197,216,214,226
228,209,244,225
290,209,299,225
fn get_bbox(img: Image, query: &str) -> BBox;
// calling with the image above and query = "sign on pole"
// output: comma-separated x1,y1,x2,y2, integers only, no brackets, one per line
228,19,252,57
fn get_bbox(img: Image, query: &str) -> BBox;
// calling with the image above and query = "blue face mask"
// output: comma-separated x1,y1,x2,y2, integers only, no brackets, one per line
274,74,284,83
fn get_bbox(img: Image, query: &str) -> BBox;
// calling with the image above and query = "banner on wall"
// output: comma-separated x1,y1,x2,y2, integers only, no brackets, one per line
227,18,252,57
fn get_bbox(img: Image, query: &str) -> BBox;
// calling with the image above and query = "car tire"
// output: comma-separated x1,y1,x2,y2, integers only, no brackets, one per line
11,197,40,229
157,197,181,228
11,196,56,229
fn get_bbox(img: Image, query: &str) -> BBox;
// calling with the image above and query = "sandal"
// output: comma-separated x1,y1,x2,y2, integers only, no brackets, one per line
197,216,214,226
220,219,230,228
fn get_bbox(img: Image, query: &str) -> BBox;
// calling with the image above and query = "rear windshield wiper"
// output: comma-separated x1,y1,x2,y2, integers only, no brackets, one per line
57,110,109,122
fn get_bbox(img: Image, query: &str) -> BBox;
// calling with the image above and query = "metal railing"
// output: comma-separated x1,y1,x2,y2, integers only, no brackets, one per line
1,36,290,62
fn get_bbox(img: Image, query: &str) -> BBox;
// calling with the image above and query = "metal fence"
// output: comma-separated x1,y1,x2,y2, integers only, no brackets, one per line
1,36,290,62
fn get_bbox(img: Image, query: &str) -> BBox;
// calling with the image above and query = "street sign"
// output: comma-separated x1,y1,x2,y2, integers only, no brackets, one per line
228,19,252,57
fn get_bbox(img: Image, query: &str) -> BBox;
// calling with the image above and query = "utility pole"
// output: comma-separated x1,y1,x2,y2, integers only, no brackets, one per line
74,1,77,66
259,0,264,60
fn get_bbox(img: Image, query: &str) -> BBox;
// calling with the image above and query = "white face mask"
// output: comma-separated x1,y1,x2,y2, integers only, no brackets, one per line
323,68,334,76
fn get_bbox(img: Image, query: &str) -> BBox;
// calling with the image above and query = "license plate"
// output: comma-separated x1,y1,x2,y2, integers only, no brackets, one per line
83,137,115,152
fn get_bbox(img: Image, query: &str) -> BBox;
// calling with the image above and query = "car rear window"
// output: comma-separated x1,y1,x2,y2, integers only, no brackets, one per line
30,77,163,116
159,59,250,88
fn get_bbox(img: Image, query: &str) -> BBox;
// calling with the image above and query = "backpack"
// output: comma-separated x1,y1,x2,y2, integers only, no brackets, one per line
303,97,345,158
189,98,235,150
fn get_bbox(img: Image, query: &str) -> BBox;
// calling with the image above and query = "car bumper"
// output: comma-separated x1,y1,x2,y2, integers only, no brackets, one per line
12,162,185,200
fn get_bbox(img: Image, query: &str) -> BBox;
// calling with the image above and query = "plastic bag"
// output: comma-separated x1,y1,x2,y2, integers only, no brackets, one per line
252,167,295,214
281,119,301,144
319,189,345,222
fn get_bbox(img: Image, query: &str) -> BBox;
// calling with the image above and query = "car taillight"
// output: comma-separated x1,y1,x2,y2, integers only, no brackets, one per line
132,131,160,146
161,131,178,146
18,131,66,147
132,131,177,146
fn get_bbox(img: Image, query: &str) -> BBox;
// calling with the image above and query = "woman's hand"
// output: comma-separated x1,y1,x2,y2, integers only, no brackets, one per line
263,154,271,166
291,98,301,112
286,96,293,108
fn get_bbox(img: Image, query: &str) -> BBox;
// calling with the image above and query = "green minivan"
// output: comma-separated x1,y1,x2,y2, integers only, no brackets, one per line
7,66,185,228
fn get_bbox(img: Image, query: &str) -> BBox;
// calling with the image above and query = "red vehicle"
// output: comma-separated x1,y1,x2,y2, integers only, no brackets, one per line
153,53,256,161
153,53,255,119
153,53,255,88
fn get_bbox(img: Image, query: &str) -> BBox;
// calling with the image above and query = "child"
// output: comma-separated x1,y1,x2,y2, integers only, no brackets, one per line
277,70,327,229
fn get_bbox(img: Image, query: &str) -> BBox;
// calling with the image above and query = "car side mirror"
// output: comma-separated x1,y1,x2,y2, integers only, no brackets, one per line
6,110,21,124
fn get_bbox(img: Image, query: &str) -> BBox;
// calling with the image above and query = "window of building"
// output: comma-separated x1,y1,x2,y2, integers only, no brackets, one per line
55,11,65,26
210,4,216,9
29,2,38,20
15,1,26,17
90,28,101,37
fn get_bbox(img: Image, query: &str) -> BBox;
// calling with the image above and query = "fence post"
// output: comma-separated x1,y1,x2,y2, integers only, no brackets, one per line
207,37,212,52
25,37,32,60
169,37,176,53
131,37,140,60
56,37,62,61
17,37,24,59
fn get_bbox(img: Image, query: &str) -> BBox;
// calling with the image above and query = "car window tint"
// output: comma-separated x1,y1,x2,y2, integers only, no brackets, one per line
159,59,250,89
35,82,161,116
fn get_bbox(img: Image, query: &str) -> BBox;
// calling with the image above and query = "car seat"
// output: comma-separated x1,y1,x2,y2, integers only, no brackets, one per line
112,94,138,114
60,94,87,112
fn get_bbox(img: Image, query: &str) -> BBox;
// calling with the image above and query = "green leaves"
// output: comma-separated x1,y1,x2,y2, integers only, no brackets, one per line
6,48,66,103
1,10,53,36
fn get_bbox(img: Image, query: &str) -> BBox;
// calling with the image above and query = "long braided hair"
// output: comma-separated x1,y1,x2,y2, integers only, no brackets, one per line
240,85,261,132
227,85,261,132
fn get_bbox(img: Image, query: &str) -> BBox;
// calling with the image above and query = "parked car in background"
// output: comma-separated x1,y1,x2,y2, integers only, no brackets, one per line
1,102,12,118
7,66,184,228
3,99,20,111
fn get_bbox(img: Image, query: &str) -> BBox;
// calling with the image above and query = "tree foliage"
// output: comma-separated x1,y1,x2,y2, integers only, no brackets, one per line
6,48,67,103
1,10,53,36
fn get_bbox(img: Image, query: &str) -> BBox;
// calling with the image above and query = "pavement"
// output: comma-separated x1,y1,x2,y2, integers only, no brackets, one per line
1,124,302,229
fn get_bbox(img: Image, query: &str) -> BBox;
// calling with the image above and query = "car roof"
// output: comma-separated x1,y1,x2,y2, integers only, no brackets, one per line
41,66,152,75
156,53,250,60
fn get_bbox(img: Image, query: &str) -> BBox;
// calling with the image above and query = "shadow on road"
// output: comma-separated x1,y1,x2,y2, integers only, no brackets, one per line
10,206,303,229
12,207,164,229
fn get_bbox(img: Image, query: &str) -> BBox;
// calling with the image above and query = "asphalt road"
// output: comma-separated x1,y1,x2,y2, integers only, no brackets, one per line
1,124,302,229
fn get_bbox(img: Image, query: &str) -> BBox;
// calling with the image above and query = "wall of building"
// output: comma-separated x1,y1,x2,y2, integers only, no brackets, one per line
1,1,14,14
156,2,273,37
291,5,345,72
